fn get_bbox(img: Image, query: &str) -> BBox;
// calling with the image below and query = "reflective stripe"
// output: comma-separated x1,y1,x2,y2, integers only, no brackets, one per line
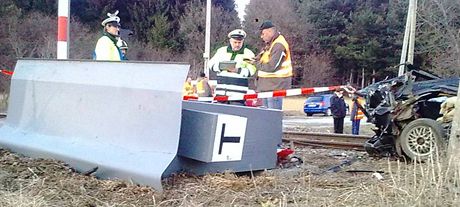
216,84,248,92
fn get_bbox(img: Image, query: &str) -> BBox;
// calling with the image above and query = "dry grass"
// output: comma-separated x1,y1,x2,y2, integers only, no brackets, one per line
2,147,460,207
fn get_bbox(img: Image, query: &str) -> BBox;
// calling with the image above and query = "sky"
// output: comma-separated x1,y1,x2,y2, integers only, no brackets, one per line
235,0,251,21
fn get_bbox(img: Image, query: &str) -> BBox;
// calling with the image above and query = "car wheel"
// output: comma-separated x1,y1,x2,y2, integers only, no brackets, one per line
399,118,446,162
306,113,313,116
324,109,331,116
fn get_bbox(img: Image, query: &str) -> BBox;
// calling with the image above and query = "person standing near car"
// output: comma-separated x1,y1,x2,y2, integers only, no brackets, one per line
350,95,365,135
330,88,347,134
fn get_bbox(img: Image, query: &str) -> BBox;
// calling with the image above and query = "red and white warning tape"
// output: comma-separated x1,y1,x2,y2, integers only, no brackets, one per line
183,85,344,102
0,69,13,76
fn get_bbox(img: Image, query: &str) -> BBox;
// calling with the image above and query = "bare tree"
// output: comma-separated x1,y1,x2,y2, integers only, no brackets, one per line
179,0,240,77
243,0,312,52
301,53,336,87
417,0,460,76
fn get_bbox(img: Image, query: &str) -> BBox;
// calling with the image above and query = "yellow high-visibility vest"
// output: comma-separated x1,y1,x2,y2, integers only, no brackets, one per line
94,36,121,61
259,35,293,78
196,80,205,94
183,82,194,96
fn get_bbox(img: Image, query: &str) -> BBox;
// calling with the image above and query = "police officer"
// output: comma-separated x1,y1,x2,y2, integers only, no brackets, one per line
94,10,123,61
208,29,256,104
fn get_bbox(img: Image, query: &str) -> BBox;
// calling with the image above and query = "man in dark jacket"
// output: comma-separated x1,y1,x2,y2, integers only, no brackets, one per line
330,89,347,133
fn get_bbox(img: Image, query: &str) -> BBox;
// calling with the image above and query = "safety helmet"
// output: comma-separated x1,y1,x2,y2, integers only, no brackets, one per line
119,40,128,50
228,29,246,40
101,10,120,27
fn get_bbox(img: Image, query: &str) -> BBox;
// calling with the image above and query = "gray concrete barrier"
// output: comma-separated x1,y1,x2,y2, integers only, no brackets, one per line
165,101,282,176
0,59,189,191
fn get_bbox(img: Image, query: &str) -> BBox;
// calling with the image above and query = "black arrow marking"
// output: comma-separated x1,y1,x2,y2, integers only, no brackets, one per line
218,123,241,154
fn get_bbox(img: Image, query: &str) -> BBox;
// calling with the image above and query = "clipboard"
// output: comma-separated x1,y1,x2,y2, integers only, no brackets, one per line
219,61,237,71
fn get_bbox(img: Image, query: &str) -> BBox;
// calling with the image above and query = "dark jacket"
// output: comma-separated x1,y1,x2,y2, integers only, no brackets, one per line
330,94,347,118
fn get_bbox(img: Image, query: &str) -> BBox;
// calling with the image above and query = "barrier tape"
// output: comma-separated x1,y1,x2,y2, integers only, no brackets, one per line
183,85,344,102
0,69,13,76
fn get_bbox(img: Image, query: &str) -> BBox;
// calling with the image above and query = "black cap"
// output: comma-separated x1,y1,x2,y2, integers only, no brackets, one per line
259,20,274,30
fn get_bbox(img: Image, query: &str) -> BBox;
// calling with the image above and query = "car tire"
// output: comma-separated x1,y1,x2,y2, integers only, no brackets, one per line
306,113,313,116
399,118,446,162
324,109,331,116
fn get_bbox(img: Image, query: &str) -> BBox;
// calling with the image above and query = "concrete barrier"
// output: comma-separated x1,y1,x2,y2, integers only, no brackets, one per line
0,59,189,191
165,101,282,176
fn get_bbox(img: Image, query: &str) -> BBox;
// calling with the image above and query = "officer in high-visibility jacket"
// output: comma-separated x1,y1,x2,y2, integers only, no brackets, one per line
208,29,256,105
350,95,365,135
254,21,293,110
94,10,123,61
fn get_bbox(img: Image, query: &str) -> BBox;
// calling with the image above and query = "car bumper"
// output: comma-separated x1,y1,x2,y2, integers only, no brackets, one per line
303,108,327,113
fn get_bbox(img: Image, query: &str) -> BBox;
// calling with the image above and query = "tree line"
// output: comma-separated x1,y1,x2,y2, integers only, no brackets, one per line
0,0,458,90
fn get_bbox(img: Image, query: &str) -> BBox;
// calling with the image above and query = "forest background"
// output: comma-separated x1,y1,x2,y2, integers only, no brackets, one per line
0,0,458,89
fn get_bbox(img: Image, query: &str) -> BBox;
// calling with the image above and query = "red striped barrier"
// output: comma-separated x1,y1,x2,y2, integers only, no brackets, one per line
0,69,13,76
183,85,344,102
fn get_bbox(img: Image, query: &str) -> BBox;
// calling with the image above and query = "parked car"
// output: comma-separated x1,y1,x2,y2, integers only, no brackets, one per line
304,94,349,116
303,94,334,116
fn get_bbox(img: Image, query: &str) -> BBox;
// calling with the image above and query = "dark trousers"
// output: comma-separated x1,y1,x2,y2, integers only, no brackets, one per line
333,117,344,134
352,119,361,135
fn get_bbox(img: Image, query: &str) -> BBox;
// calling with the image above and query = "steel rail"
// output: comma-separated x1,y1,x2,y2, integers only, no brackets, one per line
283,131,371,151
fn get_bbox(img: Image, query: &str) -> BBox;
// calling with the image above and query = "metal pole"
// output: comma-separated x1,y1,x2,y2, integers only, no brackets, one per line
398,0,414,76
203,0,211,77
407,0,417,65
57,0,70,59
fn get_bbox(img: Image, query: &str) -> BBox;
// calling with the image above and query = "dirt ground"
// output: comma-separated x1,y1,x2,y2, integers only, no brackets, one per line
0,98,407,206
0,146,393,206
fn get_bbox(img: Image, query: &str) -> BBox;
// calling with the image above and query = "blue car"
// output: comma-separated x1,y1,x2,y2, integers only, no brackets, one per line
303,94,334,116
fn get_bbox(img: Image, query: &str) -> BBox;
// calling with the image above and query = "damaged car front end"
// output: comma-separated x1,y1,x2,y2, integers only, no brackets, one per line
360,70,459,161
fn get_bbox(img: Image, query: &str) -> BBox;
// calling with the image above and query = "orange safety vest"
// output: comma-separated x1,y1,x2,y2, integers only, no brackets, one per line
259,35,293,78
354,98,365,120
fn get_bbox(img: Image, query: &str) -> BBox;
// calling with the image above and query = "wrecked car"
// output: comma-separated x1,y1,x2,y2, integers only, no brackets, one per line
358,70,459,161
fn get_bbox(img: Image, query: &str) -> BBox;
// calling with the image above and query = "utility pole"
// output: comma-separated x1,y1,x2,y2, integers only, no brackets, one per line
203,0,211,77
398,0,417,76
57,0,70,59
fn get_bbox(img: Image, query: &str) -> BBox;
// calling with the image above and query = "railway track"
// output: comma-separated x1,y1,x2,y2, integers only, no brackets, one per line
283,131,371,151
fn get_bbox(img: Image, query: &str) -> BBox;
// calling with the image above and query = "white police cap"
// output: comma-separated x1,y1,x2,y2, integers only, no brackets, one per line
101,10,120,26
228,29,246,40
